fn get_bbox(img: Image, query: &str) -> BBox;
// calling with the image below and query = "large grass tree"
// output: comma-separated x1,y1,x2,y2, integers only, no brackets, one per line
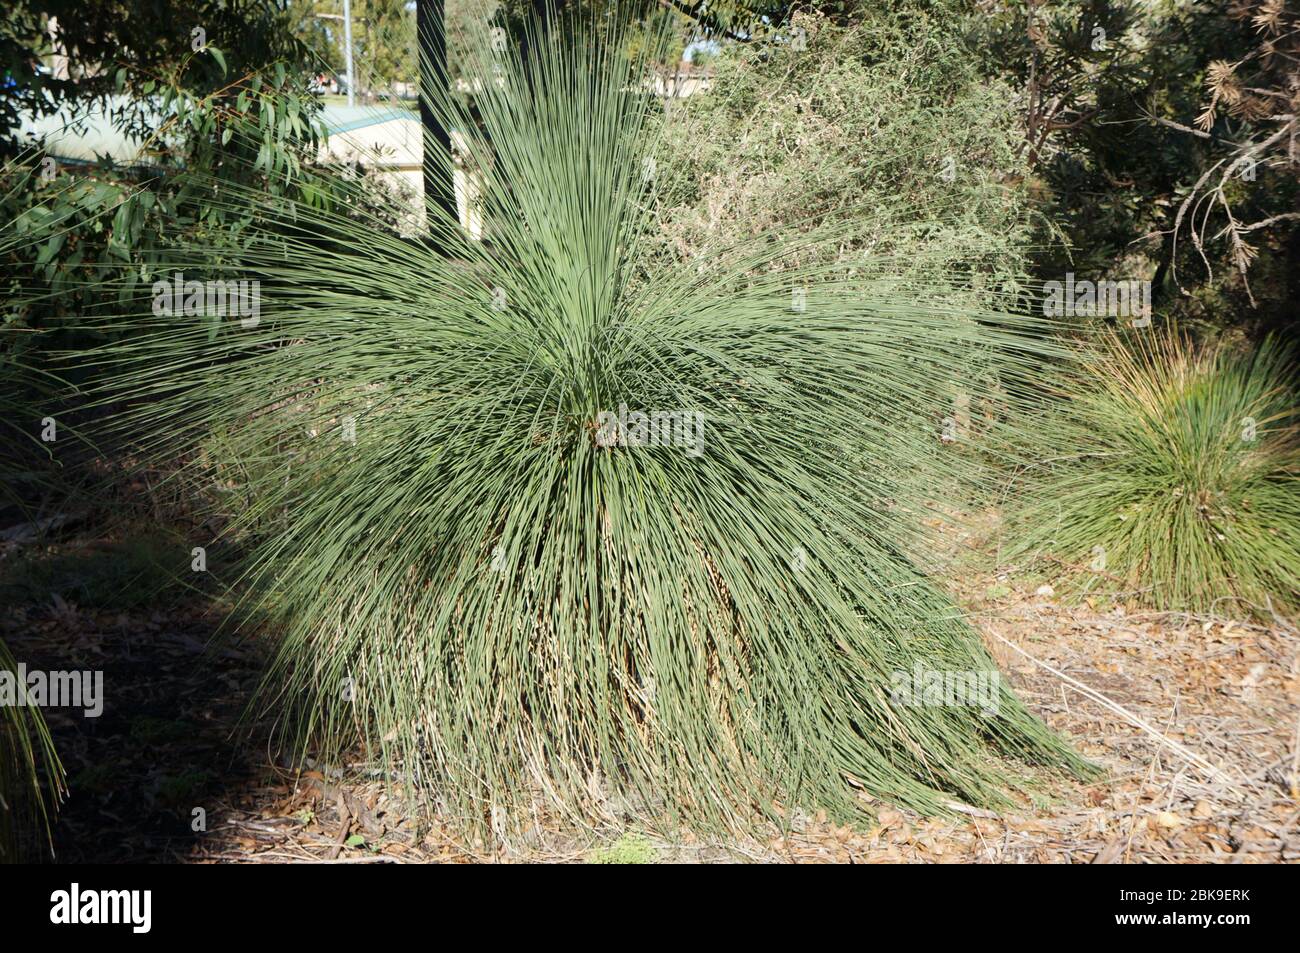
89,7,1091,836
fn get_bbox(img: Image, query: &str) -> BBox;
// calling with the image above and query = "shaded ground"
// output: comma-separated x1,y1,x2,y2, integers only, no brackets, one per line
3,518,1297,863
1,532,267,863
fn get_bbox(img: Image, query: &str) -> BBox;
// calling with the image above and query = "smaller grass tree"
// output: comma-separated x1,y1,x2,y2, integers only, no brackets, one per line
1005,330,1299,618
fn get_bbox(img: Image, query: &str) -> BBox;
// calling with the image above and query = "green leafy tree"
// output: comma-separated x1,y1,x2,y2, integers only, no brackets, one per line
2,2,327,339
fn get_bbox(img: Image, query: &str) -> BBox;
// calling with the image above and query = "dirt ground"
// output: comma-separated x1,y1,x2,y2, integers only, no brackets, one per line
5,521,1297,864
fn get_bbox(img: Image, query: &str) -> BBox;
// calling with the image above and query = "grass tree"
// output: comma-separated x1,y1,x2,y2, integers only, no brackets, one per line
89,8,1091,836
1004,330,1298,618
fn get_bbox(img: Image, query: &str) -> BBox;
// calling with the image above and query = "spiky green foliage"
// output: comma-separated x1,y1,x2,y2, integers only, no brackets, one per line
1004,331,1299,617
89,9,1089,835
0,639,64,862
